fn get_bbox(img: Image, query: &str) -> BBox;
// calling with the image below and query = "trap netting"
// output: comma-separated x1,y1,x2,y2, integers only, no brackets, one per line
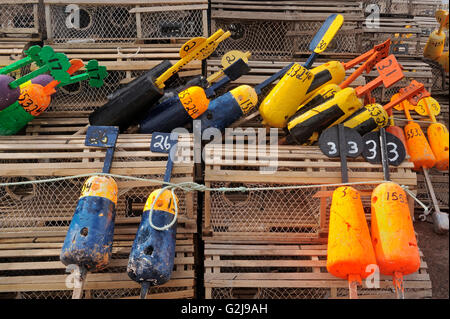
0,3,38,34
212,20,295,60
47,4,137,43
212,19,360,61
140,9,205,40
211,287,331,299
0,174,192,229
206,182,378,237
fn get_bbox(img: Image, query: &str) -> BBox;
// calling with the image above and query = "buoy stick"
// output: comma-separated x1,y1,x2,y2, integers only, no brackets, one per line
140,281,151,299
348,275,361,299
437,14,449,35
338,124,349,183
303,14,344,69
393,272,405,299
71,265,87,299
154,29,231,89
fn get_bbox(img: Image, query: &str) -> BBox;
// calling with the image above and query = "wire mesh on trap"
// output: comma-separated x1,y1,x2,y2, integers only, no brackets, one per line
208,182,322,235
212,19,295,60
140,9,205,39
47,4,137,43
0,175,190,229
210,287,330,299
0,3,37,32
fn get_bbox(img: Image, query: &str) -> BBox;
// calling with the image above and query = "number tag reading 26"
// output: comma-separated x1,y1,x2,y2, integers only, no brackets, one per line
362,131,406,166
150,132,178,154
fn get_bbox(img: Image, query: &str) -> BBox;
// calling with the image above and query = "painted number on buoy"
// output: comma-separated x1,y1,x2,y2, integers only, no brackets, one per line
386,191,406,203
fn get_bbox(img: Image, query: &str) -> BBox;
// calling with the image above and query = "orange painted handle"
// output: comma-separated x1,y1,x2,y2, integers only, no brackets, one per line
383,80,425,111
43,59,84,96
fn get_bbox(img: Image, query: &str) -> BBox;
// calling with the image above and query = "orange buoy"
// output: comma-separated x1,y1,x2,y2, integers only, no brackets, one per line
327,186,377,297
421,97,449,171
428,123,449,171
403,104,436,170
371,182,421,297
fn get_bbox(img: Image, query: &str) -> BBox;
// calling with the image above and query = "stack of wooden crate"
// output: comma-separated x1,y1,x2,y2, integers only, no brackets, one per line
34,0,208,133
202,141,432,298
0,134,198,299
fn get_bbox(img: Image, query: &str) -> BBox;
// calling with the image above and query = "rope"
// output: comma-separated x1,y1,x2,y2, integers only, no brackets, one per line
0,173,430,231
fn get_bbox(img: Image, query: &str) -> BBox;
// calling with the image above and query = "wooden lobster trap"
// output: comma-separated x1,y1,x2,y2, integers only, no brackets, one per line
210,0,365,61
362,17,422,57
363,0,446,16
38,43,202,113
0,42,27,77
0,134,197,299
204,243,432,299
364,59,433,103
0,0,42,42
203,140,417,244
43,0,208,44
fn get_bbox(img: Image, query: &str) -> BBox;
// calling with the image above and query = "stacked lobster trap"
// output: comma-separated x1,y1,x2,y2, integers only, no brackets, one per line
0,0,43,42
363,0,447,16
210,0,365,61
0,134,198,299
201,138,432,299
43,0,208,44
38,0,208,125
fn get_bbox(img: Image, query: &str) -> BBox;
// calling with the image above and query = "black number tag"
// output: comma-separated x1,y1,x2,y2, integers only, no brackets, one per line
362,131,406,166
319,126,363,158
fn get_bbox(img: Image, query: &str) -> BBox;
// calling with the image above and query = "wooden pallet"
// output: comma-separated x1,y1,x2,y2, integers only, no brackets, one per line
363,17,422,56
40,43,202,111
0,0,42,42
211,0,365,60
0,231,196,299
44,0,208,44
203,142,417,243
0,42,27,75
364,58,433,102
204,243,432,299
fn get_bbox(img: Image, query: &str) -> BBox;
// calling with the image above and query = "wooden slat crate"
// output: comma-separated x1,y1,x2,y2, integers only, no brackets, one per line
362,17,422,56
0,42,27,77
204,243,432,299
363,58,433,103
0,0,42,42
0,134,197,298
44,0,208,44
0,231,196,299
363,0,446,16
210,0,365,60
203,141,417,243
42,43,202,112
25,111,90,136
